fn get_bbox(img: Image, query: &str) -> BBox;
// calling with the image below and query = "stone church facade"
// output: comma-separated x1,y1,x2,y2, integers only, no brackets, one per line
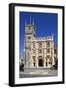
24,18,55,68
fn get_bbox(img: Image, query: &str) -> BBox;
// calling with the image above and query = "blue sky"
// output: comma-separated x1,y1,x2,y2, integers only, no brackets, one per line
19,12,58,59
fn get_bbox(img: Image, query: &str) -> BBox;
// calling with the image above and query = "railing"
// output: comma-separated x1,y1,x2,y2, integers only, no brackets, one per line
36,36,53,41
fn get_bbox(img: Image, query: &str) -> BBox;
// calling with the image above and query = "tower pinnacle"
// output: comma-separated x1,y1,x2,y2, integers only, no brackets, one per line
32,19,34,25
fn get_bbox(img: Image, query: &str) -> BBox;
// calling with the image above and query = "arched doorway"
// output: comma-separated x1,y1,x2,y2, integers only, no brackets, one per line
38,56,43,67
38,59,43,67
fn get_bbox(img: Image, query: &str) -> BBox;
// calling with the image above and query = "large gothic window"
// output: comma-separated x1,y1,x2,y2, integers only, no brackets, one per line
46,41,50,47
38,42,42,48
33,56,35,60
39,49,42,53
47,49,50,53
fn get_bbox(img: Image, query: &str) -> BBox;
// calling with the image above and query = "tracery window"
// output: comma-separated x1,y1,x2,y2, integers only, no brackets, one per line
47,41,50,47
47,49,50,53
39,49,42,53
38,42,42,48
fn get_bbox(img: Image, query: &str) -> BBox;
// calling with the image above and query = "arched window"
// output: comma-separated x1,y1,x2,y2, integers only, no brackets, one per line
47,49,50,53
46,41,50,47
38,42,42,48
39,49,42,53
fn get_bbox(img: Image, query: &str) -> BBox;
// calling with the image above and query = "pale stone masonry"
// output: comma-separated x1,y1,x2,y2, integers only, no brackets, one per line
24,18,55,68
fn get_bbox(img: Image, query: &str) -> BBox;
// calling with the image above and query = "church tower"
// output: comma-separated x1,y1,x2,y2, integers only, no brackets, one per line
24,16,36,68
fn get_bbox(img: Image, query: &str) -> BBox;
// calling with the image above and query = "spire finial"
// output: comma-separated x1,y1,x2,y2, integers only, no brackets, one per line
32,19,34,25
52,33,54,40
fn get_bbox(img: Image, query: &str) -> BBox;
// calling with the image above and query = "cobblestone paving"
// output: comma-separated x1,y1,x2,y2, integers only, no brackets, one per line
19,68,58,78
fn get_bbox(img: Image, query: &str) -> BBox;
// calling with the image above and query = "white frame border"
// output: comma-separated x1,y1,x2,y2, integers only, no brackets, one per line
14,6,63,84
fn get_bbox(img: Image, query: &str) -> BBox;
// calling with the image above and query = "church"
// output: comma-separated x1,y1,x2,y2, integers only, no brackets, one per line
24,17,55,68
